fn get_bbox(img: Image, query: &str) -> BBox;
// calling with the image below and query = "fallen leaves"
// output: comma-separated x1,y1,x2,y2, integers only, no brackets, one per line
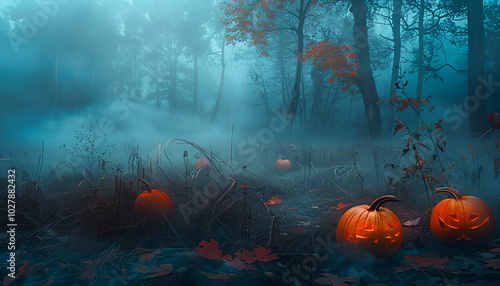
484,259,500,269
202,271,242,280
405,253,450,270
314,273,357,286
489,248,500,253
290,228,306,234
235,246,279,263
137,248,162,263
263,195,282,205
193,239,231,261
331,202,351,210
194,240,279,266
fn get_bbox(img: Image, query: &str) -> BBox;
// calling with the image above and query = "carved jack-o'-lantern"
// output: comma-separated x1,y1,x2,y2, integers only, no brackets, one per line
336,195,402,259
134,178,173,218
431,187,495,244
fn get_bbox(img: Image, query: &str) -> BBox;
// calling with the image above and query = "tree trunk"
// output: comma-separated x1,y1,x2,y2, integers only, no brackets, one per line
467,0,487,133
193,49,198,112
388,0,402,135
350,0,383,138
288,0,305,127
416,0,424,99
155,55,159,108
278,33,288,107
211,38,225,123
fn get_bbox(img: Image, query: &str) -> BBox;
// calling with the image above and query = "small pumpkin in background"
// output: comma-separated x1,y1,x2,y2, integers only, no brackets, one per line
431,187,495,244
336,195,402,259
275,159,292,172
195,158,208,168
134,178,173,218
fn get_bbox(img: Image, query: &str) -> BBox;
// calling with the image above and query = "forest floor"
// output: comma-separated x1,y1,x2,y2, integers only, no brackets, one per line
1,141,500,285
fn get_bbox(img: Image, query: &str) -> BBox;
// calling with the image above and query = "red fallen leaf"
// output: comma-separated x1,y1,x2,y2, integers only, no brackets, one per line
495,138,500,149
488,113,500,129
314,273,357,285
406,253,450,270
331,202,350,210
194,239,231,261
240,184,251,188
235,246,279,264
489,248,500,253
263,195,282,206
495,157,500,179
485,259,500,269
308,188,323,192
243,165,247,169
138,248,162,263
394,123,408,136
202,271,242,280
3,260,28,284
290,228,306,234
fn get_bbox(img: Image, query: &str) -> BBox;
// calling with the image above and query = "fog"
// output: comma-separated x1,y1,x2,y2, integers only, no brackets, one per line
0,0,499,183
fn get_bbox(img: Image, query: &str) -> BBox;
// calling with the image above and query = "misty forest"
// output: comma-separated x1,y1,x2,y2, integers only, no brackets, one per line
1,0,500,285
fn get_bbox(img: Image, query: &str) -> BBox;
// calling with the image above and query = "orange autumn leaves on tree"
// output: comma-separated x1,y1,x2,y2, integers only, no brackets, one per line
300,40,359,89
222,0,287,56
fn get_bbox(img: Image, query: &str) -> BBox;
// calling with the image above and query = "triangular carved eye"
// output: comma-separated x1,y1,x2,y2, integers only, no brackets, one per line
386,223,394,230
469,214,478,222
374,239,379,243
449,214,459,221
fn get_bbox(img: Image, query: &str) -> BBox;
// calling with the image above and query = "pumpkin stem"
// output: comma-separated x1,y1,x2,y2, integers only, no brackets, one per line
368,195,399,211
138,177,152,193
435,187,462,200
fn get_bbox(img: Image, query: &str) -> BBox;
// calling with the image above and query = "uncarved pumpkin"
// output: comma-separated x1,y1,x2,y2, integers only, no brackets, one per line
134,178,173,218
275,159,292,172
336,195,402,259
195,158,208,168
430,187,495,244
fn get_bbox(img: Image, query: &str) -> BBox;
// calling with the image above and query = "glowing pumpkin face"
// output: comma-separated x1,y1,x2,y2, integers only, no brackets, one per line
195,159,208,168
431,187,494,244
134,178,173,218
336,195,402,259
275,159,292,172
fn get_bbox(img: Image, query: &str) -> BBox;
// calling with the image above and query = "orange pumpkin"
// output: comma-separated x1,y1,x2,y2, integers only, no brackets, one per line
336,195,402,259
430,187,495,244
134,178,173,218
195,158,208,168
275,159,292,172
